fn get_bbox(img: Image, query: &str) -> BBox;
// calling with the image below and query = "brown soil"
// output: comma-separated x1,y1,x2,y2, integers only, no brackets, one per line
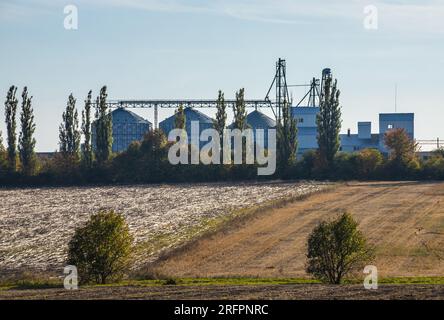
149,181,444,278
1,284,443,300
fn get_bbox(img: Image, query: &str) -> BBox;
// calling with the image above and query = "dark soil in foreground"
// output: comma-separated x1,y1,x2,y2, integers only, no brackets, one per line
1,284,443,300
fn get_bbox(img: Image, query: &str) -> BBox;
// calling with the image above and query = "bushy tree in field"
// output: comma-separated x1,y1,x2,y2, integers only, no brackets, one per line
18,87,37,176
306,213,374,284
316,75,342,170
67,211,133,284
4,86,18,172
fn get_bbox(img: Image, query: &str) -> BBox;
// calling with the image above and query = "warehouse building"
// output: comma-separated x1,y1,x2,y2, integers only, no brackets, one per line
289,106,415,156
339,113,414,154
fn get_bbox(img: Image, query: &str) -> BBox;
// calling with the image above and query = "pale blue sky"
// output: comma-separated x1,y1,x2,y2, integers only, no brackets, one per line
1,0,443,151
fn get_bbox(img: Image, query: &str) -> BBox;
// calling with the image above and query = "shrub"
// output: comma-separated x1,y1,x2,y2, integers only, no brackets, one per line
306,212,374,284
67,210,133,284
333,152,359,180
422,152,444,179
356,148,384,179
297,150,318,179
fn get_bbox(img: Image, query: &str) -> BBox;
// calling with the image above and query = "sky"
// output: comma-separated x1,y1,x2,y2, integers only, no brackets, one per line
1,0,443,151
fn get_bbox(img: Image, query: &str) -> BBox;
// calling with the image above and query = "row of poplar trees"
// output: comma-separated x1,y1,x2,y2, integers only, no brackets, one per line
3,86,37,175
58,86,113,168
2,75,341,178
63,77,340,172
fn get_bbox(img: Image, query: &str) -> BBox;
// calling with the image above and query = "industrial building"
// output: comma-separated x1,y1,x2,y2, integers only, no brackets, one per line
100,106,415,156
339,113,414,154
92,108,152,153
95,60,417,157
292,106,320,156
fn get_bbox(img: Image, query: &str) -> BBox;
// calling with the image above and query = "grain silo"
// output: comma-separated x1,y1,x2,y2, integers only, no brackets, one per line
229,110,276,149
92,108,152,153
159,107,214,145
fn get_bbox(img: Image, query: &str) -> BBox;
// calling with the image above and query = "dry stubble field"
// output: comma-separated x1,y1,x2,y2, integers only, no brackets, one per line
0,181,327,276
1,181,444,300
150,181,444,278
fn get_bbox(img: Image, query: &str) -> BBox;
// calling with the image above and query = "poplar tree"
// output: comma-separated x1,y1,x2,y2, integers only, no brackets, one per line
277,100,298,168
18,87,37,176
82,90,93,167
0,131,6,174
316,75,342,169
4,86,18,172
174,104,186,129
59,93,80,158
213,90,226,158
174,104,187,151
233,88,247,130
0,131,4,152
94,86,112,164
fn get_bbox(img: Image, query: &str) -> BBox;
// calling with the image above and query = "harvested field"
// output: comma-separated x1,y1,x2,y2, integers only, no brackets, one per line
0,181,328,275
1,284,443,300
150,181,444,278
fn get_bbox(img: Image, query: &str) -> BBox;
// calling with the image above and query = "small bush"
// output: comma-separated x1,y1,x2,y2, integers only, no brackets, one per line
163,278,177,285
356,148,384,179
67,210,133,284
306,212,374,284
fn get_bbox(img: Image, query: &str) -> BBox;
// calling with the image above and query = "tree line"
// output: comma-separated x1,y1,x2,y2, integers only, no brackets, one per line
1,77,443,186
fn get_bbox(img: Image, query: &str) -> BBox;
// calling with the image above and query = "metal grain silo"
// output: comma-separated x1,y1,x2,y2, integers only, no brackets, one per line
92,108,152,153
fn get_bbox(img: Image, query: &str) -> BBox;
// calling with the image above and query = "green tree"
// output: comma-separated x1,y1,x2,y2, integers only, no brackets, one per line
384,128,417,169
213,90,226,161
213,90,226,137
94,86,113,164
357,148,383,178
423,150,444,179
4,86,18,172
277,100,298,170
174,104,186,129
0,132,4,152
0,131,7,174
317,75,342,169
59,93,81,158
82,90,93,168
213,90,226,133
18,87,37,176
67,210,133,284
232,88,247,130
306,212,374,284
